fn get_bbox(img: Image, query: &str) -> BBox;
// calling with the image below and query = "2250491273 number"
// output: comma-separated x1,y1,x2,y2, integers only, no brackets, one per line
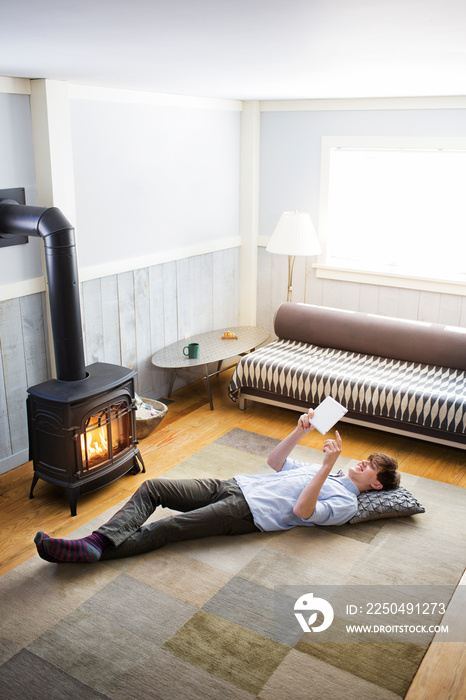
365,601,447,615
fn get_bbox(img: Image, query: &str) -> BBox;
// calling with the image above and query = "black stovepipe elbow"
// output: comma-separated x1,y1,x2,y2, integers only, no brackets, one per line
0,200,87,382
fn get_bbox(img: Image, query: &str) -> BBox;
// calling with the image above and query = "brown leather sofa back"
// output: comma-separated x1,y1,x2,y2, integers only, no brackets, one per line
274,302,466,371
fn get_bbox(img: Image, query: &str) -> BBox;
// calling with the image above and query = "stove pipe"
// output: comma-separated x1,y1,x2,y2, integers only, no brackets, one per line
0,199,86,381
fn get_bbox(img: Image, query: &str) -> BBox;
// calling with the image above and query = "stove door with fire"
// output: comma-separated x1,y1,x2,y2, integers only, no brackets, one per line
80,398,132,473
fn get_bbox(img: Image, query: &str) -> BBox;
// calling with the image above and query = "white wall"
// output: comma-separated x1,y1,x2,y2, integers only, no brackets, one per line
69,87,242,277
260,105,466,239
0,92,42,287
258,102,466,332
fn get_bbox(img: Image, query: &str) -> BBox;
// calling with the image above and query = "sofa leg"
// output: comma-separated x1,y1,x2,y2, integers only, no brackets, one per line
239,397,246,411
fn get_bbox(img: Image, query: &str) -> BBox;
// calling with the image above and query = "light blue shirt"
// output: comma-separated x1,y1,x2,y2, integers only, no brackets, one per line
234,458,359,531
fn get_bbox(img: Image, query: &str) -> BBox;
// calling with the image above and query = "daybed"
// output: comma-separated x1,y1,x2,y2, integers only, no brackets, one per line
228,302,466,449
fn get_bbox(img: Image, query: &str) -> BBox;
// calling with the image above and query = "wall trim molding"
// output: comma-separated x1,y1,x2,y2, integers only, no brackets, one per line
0,448,29,475
0,77,31,95
0,277,45,301
2,79,465,112
0,237,241,299
314,264,466,296
260,95,466,112
239,101,260,325
79,236,241,281
69,83,243,111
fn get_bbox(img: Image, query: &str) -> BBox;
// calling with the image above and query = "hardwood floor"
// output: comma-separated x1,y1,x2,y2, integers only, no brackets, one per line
1,369,464,698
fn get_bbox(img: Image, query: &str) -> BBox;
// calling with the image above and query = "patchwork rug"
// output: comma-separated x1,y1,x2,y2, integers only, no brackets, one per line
0,429,465,700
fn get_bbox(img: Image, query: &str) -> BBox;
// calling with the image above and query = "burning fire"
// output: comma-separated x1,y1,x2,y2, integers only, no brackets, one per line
81,425,109,466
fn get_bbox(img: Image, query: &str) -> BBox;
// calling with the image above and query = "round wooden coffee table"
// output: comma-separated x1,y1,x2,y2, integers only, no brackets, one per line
152,326,269,410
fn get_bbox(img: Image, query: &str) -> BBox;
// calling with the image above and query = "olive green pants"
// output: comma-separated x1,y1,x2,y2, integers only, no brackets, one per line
97,477,259,560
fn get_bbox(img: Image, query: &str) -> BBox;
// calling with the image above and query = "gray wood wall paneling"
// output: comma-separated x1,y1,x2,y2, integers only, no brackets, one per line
201,253,214,332
1,249,241,471
134,267,152,396
0,298,28,456
149,264,167,398
175,254,214,395
257,248,466,335
212,250,225,329
162,261,178,347
0,292,49,465
82,278,104,364
21,293,49,387
212,248,240,329
0,319,12,460
117,270,137,376
176,256,192,340
101,274,121,366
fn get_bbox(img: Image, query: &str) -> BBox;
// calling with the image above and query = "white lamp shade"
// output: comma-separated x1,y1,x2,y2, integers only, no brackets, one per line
266,211,322,257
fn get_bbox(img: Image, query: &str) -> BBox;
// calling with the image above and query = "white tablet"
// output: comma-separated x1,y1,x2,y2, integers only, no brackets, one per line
309,396,348,435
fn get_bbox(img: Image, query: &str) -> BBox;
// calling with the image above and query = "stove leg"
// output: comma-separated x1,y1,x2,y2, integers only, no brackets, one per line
65,488,78,517
135,450,146,473
130,450,146,475
29,473,39,499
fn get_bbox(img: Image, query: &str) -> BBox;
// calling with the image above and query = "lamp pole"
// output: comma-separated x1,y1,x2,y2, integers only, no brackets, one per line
266,211,322,303
287,255,296,301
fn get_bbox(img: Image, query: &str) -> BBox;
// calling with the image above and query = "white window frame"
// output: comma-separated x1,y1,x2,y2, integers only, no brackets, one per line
315,135,466,295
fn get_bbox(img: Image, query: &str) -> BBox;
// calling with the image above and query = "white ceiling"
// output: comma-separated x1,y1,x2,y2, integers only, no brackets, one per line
2,0,466,101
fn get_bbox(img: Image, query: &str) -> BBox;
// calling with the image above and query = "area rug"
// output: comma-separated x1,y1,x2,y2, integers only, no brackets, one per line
0,429,465,700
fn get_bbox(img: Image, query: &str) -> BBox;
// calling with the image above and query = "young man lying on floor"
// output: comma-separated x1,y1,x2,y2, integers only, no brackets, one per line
35,408,400,564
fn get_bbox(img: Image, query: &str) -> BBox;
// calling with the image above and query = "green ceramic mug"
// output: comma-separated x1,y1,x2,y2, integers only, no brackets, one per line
183,342,200,359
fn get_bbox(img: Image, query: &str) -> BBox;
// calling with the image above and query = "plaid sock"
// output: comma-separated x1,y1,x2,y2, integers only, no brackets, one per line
34,531,108,563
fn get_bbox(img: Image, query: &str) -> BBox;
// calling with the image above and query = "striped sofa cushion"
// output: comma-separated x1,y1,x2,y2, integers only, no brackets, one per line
228,339,466,435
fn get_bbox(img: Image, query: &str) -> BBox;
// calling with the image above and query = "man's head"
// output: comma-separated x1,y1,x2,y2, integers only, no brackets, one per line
348,452,400,493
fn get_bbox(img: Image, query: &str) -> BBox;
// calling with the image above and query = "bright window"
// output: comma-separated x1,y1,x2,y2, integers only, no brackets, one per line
321,140,466,286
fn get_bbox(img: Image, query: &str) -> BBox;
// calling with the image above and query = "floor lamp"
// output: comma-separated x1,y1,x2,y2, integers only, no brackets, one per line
266,211,321,302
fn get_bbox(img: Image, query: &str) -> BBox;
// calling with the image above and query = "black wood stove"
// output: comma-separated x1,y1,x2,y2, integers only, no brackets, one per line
0,198,145,516
27,362,144,516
